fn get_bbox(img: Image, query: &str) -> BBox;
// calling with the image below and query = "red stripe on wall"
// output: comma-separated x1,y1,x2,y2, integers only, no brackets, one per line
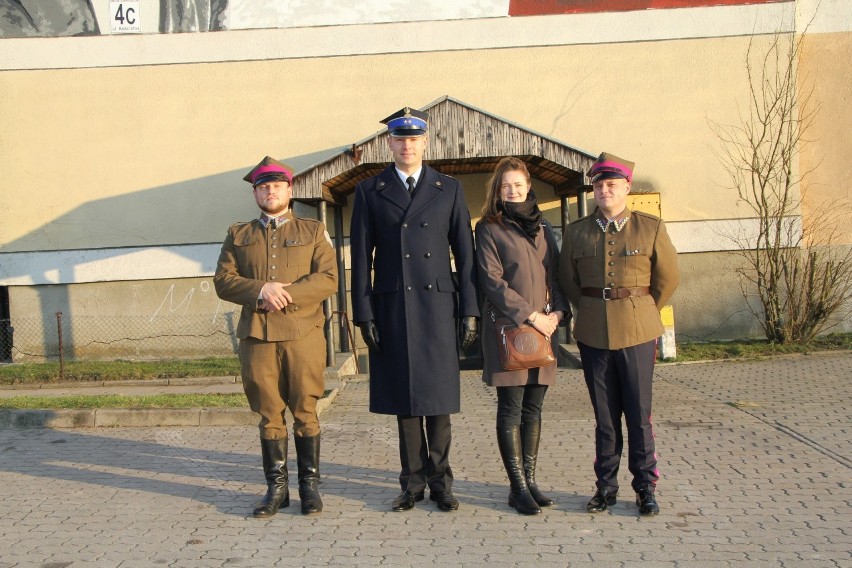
508,0,790,17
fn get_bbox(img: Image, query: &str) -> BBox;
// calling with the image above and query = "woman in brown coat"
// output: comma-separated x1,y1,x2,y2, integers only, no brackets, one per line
475,157,568,515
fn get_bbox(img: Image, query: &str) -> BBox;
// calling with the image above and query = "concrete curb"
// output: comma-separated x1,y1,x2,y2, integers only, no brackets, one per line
0,375,241,391
0,384,343,430
0,353,355,430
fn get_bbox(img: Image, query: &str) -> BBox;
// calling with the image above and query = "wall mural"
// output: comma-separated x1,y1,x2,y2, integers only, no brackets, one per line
1,0,99,37
0,0,228,37
0,0,792,38
508,0,788,16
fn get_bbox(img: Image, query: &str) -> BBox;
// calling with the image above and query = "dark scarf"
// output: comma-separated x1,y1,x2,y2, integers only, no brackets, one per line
498,190,542,239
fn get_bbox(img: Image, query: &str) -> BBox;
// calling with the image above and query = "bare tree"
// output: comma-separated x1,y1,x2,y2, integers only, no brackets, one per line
711,30,852,343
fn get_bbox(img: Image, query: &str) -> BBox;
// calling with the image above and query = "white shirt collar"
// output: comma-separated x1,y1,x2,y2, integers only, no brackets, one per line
395,167,422,187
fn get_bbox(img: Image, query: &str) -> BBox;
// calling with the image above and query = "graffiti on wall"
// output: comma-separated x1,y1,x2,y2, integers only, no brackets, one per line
149,280,237,324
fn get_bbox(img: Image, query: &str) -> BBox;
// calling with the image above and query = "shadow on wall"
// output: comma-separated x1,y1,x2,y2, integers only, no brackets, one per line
0,146,347,361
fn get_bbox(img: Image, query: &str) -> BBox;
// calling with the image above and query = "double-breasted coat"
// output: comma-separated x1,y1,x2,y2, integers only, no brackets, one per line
558,208,679,350
350,164,480,416
475,217,568,387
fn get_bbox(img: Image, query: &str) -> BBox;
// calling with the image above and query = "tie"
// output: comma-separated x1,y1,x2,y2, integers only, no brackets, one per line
406,176,416,194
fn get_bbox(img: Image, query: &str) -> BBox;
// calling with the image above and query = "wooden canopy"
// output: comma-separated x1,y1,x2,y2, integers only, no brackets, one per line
292,96,597,205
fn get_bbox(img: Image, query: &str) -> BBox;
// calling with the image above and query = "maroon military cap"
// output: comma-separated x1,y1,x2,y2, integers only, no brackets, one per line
243,156,294,187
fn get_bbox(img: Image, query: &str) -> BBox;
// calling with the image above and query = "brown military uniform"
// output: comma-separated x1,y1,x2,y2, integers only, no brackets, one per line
558,206,679,495
559,208,679,349
214,211,338,439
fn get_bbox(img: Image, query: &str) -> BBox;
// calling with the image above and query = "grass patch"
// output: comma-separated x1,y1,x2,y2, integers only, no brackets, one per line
671,332,852,362
0,393,249,410
0,357,241,386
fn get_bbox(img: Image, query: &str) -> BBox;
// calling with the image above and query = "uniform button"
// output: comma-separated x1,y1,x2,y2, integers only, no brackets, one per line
421,222,428,228
424,252,431,258
404,253,410,259
608,261,615,266
402,223,408,228
608,251,614,256
272,254,277,259
608,272,615,277
609,282,615,287
271,276,277,280
272,245,277,248
293,306,299,311
608,240,615,245
271,265,276,269
406,286,412,291
425,284,432,290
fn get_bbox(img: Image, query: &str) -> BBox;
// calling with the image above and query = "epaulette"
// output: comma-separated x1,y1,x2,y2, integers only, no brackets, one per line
631,210,662,221
292,215,322,226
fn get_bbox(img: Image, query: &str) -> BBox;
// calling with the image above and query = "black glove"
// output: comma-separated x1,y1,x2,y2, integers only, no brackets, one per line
357,320,381,353
458,316,479,351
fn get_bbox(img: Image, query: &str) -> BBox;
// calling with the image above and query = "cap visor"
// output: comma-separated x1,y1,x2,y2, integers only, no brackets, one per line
389,128,426,137
591,171,628,183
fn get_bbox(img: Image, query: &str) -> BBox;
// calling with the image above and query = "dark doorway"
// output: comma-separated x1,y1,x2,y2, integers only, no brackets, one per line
0,287,11,362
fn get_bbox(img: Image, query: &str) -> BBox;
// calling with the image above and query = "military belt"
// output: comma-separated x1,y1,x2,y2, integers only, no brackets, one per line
582,286,650,301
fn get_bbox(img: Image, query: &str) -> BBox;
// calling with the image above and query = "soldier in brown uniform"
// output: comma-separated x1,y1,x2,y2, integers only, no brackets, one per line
558,153,679,516
214,156,338,517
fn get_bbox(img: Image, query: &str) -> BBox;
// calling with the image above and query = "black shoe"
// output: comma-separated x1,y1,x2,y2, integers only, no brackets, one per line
392,490,425,512
430,490,459,511
636,489,659,516
586,488,618,513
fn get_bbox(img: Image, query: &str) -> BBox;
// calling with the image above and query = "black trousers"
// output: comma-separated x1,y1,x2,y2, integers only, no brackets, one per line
496,384,548,428
578,340,658,493
396,414,452,494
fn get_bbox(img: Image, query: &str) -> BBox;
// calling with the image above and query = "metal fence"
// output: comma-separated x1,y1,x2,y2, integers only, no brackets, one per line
0,311,243,363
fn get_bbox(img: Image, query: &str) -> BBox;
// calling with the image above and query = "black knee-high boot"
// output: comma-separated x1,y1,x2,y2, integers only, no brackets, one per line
496,426,541,515
521,419,554,507
295,435,323,515
254,437,289,518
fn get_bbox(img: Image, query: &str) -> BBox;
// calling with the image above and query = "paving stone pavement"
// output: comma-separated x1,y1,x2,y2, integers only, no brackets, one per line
0,353,849,567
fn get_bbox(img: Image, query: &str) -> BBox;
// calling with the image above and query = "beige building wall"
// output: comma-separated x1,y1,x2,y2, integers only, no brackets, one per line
1,1,850,354
799,31,852,242
1,35,791,253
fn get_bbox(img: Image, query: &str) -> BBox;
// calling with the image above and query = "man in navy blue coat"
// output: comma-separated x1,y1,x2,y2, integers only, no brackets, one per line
350,107,480,512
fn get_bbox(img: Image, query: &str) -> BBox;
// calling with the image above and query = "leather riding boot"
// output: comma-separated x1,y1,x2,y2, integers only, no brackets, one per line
496,426,541,515
521,419,554,507
295,435,323,515
253,437,289,518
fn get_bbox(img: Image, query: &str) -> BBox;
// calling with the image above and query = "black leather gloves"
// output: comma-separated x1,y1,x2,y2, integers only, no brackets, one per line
360,318,478,353
357,320,381,353
459,316,479,351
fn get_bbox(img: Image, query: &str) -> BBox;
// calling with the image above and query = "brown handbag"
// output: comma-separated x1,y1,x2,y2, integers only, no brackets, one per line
488,223,557,370
489,298,555,371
